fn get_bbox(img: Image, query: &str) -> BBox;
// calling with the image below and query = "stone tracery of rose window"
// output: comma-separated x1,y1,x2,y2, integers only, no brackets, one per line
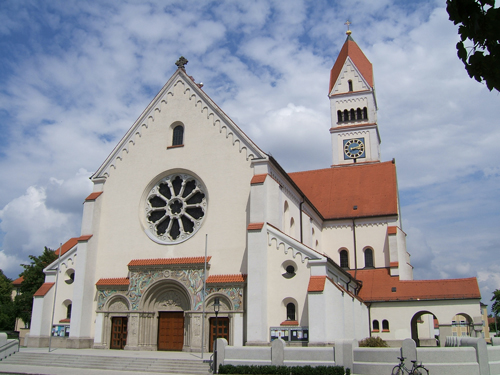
146,174,207,244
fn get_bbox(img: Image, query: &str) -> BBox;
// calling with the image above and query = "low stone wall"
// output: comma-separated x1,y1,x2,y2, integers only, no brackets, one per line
0,333,19,360
217,337,500,375
218,338,336,369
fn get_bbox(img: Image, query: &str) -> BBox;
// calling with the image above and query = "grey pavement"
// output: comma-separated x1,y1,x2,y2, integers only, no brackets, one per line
0,347,212,375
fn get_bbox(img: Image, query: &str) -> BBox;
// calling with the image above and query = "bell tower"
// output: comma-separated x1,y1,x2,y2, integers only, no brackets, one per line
329,26,381,166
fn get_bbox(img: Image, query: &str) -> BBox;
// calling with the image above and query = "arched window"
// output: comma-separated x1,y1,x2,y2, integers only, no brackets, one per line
365,248,374,268
344,109,349,122
172,125,184,146
356,108,362,120
350,109,355,121
363,107,368,119
382,320,390,331
337,110,343,123
290,217,295,231
287,303,296,321
340,250,349,268
372,320,380,332
348,80,353,92
66,303,72,319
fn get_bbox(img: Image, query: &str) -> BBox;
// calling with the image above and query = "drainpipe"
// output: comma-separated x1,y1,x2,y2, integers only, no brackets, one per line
352,217,358,280
299,200,304,243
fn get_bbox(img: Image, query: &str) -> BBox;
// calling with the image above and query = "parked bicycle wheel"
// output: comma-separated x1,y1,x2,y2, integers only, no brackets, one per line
391,366,404,375
412,365,429,375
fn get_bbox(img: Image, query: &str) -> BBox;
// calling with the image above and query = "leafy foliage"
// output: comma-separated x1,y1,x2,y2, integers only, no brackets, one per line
358,336,389,347
14,247,58,325
492,289,500,316
0,269,16,330
218,364,346,374
446,0,500,92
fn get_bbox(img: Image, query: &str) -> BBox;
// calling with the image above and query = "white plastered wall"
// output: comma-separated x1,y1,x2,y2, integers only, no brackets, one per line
369,299,482,342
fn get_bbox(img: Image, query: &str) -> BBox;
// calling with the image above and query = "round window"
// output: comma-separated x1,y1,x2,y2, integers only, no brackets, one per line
145,173,207,244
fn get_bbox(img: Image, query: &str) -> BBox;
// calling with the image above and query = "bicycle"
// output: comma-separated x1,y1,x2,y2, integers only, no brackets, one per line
391,356,429,374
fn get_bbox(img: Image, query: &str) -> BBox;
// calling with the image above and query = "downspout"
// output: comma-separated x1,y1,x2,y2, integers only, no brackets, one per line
367,303,372,338
299,200,304,243
352,217,358,280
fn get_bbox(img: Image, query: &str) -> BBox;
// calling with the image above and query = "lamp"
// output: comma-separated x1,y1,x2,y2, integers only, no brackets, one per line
213,297,220,374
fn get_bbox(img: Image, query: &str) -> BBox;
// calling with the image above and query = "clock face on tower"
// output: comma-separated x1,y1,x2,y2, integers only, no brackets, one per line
343,138,366,159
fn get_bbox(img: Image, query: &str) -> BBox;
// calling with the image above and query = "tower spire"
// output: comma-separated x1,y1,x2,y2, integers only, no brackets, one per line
328,29,380,166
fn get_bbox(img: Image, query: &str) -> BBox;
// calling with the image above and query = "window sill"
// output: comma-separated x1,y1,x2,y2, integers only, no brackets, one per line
382,329,390,332
371,330,379,333
167,144,184,149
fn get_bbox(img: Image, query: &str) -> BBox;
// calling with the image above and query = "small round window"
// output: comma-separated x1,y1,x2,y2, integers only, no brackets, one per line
145,173,207,244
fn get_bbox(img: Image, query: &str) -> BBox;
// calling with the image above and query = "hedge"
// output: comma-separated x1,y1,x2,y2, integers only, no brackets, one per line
218,364,348,374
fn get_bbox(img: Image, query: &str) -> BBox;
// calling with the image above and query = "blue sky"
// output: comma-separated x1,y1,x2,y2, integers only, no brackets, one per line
0,0,499,310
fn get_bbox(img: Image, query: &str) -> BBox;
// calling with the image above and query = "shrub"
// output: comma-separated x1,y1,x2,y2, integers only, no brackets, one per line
358,336,388,347
218,364,346,374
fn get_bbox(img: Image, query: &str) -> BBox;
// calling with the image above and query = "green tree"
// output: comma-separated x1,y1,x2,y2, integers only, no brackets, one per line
446,0,500,92
14,247,58,325
0,269,16,331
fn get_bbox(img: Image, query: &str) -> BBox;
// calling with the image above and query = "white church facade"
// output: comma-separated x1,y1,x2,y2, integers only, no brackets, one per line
27,33,483,351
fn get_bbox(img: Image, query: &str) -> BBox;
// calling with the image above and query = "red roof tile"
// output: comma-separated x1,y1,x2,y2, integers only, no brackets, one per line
280,320,299,326
59,318,70,323
247,222,264,231
206,274,247,284
329,35,373,94
34,283,55,297
96,277,130,286
12,276,24,285
85,192,103,201
390,262,399,267
387,226,398,235
55,235,93,256
350,268,481,302
289,162,398,220
128,256,211,267
308,276,327,292
251,174,267,185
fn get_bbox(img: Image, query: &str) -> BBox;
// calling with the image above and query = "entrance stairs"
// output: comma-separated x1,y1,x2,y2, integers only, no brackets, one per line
0,348,212,375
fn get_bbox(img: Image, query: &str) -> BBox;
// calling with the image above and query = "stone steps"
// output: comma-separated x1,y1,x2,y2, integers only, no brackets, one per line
0,352,211,374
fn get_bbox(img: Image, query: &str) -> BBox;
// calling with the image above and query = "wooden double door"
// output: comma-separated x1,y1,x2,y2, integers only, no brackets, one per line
210,317,229,352
110,317,128,349
158,312,184,351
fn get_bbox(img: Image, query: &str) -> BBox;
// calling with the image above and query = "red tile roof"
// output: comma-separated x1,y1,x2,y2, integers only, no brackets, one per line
289,161,398,220
351,268,481,302
387,226,398,235
12,276,24,285
85,192,103,201
34,282,55,297
54,235,93,256
206,274,247,284
96,277,130,286
308,276,327,292
128,256,211,267
329,35,373,94
251,174,267,185
59,318,70,323
247,222,264,231
280,320,299,326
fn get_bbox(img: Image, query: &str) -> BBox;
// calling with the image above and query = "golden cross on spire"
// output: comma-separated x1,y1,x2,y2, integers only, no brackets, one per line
345,20,352,36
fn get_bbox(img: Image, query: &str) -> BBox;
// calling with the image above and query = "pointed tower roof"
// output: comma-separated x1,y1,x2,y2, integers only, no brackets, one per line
329,35,374,94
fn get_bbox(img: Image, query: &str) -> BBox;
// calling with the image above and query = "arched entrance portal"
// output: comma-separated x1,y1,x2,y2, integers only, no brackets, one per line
411,311,439,347
141,280,192,351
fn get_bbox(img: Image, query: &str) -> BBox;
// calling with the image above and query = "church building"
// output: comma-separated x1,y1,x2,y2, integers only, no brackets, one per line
27,31,483,351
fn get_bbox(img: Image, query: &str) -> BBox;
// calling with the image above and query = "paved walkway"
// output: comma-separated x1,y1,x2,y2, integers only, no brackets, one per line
0,347,212,375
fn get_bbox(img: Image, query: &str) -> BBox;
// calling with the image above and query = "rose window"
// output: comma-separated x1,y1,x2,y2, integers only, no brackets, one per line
145,174,207,244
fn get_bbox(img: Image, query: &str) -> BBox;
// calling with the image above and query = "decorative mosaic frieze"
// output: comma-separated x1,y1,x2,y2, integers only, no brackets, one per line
128,268,205,310
97,290,119,310
205,286,244,311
